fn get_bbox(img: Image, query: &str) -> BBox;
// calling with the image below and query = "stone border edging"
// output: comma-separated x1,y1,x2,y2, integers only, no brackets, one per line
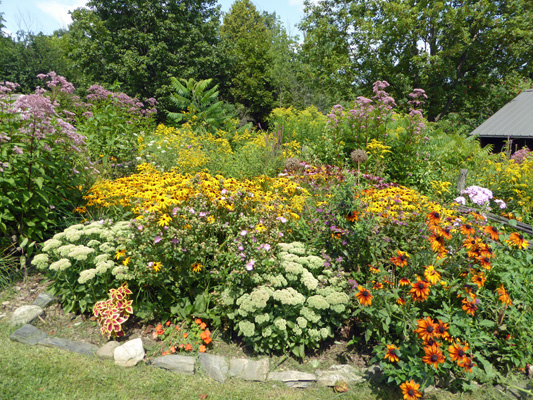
7,292,372,389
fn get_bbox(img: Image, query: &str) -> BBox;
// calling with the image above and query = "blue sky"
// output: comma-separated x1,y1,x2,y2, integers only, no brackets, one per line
1,0,308,38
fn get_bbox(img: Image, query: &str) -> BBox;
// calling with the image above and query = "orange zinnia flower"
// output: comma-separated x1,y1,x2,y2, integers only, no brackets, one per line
390,250,410,267
165,320,171,326
460,224,476,236
496,285,512,306
200,329,211,341
183,333,188,339
185,343,193,351
409,277,431,302
356,286,373,306
448,340,469,364
414,316,436,341
384,344,399,362
200,322,207,330
195,318,202,325
423,344,445,369
484,226,499,241
507,232,529,249
462,298,477,316
199,345,207,353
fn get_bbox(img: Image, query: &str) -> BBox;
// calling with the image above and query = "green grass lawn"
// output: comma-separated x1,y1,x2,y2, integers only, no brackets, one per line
0,320,520,400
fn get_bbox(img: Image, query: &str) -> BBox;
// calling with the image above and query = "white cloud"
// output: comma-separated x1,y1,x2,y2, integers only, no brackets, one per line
35,0,87,28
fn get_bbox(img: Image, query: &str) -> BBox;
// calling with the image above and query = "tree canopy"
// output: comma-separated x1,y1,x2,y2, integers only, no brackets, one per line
300,0,533,121
67,0,222,106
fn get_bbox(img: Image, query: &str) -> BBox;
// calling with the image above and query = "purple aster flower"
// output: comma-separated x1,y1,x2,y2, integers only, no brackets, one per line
154,236,162,244
246,260,255,271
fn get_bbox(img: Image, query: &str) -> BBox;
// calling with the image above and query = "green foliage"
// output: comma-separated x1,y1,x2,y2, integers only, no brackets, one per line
0,79,85,256
31,220,132,313
222,242,349,357
300,0,533,122
220,0,275,122
67,0,221,111
167,77,225,133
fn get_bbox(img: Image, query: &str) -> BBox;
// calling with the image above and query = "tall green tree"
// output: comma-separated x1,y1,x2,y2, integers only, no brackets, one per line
66,0,222,109
300,0,533,121
220,0,275,123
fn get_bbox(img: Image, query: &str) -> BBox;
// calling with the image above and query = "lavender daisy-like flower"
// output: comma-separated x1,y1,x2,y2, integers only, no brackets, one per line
154,235,162,244
240,230,247,236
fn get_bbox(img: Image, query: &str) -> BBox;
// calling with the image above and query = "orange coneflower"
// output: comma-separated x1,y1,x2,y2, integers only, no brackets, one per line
484,226,500,241
458,356,476,373
471,272,486,288
496,285,512,307
448,340,470,364
414,316,436,341
384,344,400,362
355,286,373,306
423,337,441,348
429,234,447,254
391,250,410,267
346,211,358,222
427,211,441,226
400,380,423,400
507,232,529,249
409,277,431,302
479,244,495,258
423,344,445,369
399,278,411,286
438,226,453,240
434,319,451,341
424,265,442,285
470,211,486,222
369,265,380,274
463,237,481,250
462,298,477,316
476,256,492,270
460,224,476,236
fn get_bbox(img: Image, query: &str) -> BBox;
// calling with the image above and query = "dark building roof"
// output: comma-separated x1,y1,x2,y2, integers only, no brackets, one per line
471,89,533,138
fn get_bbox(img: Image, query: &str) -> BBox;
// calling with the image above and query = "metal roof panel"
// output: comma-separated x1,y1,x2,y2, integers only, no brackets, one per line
471,90,533,138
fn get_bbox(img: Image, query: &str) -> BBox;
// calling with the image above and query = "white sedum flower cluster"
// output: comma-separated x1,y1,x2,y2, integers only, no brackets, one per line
226,241,349,356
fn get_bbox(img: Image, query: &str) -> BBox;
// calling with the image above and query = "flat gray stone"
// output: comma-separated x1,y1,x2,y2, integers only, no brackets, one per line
228,358,269,381
316,364,365,387
32,293,58,308
40,336,98,356
364,364,383,381
268,371,317,388
114,338,145,367
198,353,229,383
10,305,44,326
152,355,196,375
9,324,49,345
96,341,120,360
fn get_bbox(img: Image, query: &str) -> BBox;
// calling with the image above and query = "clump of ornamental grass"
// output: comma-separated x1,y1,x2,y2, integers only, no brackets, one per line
220,242,349,358
31,220,132,313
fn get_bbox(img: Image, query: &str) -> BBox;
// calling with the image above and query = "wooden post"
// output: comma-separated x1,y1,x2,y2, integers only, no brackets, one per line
457,169,468,193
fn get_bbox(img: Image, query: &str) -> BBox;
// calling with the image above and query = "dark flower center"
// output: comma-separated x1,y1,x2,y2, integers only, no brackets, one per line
408,389,415,396
427,339,435,346
458,350,465,357
465,224,471,229
426,326,434,333
438,326,445,333
362,290,369,297
431,354,438,362
418,283,426,289
400,256,406,261
518,234,524,240
432,212,440,219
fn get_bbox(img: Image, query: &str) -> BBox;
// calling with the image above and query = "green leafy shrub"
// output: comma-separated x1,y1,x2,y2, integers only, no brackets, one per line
31,220,132,313
221,242,349,358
